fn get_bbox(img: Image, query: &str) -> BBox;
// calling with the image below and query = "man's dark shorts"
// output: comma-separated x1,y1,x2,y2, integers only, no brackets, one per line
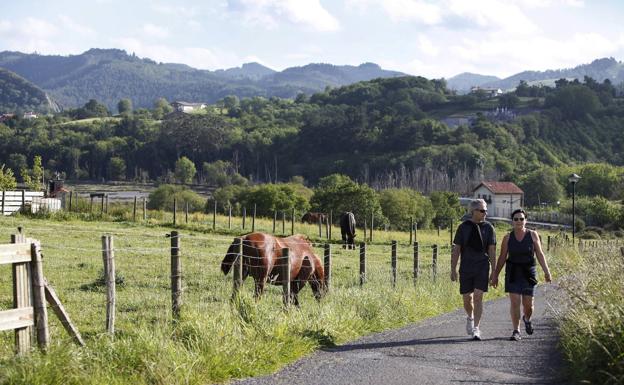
460,267,489,294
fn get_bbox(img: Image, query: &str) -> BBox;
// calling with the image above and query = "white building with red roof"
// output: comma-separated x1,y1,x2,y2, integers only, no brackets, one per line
473,181,524,219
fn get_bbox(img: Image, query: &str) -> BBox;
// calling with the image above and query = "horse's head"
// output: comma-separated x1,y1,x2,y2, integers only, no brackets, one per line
221,237,241,275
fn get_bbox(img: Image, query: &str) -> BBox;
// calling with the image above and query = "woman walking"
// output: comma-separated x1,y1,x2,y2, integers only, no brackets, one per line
491,209,551,341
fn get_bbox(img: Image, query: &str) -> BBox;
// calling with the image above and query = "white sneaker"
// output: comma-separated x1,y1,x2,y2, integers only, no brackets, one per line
472,327,481,341
466,317,474,335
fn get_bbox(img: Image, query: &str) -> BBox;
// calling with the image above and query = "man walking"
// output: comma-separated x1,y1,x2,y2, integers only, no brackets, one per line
451,199,496,340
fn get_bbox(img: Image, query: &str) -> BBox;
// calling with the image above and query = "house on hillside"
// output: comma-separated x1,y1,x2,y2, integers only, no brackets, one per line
23,111,37,119
171,101,207,113
470,86,503,98
0,113,15,122
473,181,524,219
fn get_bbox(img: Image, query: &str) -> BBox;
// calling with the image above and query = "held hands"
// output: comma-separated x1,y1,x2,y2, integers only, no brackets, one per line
451,270,458,282
490,273,498,288
544,271,552,283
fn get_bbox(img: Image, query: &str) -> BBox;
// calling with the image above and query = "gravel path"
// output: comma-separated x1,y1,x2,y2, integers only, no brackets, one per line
231,283,567,385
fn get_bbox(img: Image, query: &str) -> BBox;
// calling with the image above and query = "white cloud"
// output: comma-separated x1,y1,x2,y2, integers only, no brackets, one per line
447,0,539,35
58,15,95,37
380,0,443,24
142,23,170,39
417,34,439,56
227,0,340,32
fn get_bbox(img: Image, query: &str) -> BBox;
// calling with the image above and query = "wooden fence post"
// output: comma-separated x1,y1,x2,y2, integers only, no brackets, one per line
21,190,25,213
2,190,5,215
414,222,418,242
213,200,217,230
359,242,367,286
101,235,115,335
11,232,31,354
282,211,286,234
291,208,295,235
409,217,413,244
30,241,49,350
185,202,189,224
363,219,367,243
281,248,291,306
90,195,93,213
252,204,256,232
229,205,232,230
318,215,322,237
391,240,397,287
104,194,108,214
413,241,419,282
68,191,73,212
170,231,181,320
329,211,333,240
370,212,374,243
232,237,243,298
143,197,147,221
242,207,246,229
133,197,137,221
273,211,277,233
325,215,330,239
173,198,177,226
432,244,438,281
547,235,551,251
324,243,331,292
450,218,453,246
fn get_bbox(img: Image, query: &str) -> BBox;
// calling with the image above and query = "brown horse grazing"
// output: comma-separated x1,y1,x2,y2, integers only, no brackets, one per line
221,232,325,305
301,212,327,224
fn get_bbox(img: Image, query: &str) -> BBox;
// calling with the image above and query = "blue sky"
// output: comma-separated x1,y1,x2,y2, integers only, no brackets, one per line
2,0,623,79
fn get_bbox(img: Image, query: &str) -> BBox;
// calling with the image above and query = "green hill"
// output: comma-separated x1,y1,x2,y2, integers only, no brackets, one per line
0,49,405,111
0,67,60,114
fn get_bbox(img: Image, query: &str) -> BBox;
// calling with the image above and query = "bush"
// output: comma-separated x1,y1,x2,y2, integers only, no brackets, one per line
579,231,600,240
147,184,205,212
379,188,434,230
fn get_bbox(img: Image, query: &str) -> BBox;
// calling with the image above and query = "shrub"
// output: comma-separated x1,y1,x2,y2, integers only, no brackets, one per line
147,184,205,212
579,231,600,240
379,188,434,230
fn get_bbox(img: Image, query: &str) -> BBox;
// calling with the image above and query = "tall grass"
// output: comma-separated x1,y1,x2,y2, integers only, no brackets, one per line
556,242,624,384
0,213,536,385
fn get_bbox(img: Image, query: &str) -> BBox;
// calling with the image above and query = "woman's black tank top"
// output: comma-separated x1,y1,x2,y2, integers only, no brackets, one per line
508,230,535,264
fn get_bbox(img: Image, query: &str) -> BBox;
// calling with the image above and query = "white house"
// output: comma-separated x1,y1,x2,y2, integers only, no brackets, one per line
473,181,524,219
470,87,503,98
171,101,207,113
23,111,38,119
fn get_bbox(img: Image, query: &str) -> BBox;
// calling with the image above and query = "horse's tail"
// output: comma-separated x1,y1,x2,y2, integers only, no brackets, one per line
221,238,241,275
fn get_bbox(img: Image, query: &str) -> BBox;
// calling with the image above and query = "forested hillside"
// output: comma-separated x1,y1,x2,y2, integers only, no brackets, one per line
0,68,60,114
1,74,623,199
0,49,404,110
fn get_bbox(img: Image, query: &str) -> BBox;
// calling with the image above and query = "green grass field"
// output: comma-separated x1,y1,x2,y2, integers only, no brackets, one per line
0,211,559,385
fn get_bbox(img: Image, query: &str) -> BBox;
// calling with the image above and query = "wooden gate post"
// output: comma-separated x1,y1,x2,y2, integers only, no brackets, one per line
432,244,438,281
101,235,115,334
413,241,419,282
391,240,397,287
170,231,181,320
359,242,367,286
30,241,49,349
232,237,243,298
280,248,291,306
11,232,31,354
324,243,331,292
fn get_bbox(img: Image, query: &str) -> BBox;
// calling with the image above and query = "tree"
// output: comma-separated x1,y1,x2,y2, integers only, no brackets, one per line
310,174,385,225
117,99,133,115
498,93,519,109
174,157,196,184
21,155,44,191
545,85,600,119
0,164,17,190
519,167,564,207
429,191,462,228
379,188,434,230
237,183,311,217
152,97,173,119
108,157,126,180
147,184,205,212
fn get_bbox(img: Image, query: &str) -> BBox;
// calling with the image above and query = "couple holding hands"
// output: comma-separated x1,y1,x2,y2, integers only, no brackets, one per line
451,199,552,341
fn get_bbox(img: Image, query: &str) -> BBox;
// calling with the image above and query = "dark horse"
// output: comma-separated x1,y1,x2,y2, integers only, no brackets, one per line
221,232,325,305
301,212,327,224
340,212,356,249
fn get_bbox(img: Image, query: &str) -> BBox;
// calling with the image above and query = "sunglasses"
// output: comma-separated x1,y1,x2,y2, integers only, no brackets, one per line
513,217,525,221
475,209,487,213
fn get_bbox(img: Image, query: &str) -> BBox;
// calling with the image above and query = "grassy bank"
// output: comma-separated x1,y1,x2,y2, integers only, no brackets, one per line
555,243,624,384
0,213,544,384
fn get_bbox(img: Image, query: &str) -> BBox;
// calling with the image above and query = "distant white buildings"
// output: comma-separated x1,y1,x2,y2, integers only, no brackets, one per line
470,87,503,98
23,111,38,119
171,101,207,113
473,181,524,219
